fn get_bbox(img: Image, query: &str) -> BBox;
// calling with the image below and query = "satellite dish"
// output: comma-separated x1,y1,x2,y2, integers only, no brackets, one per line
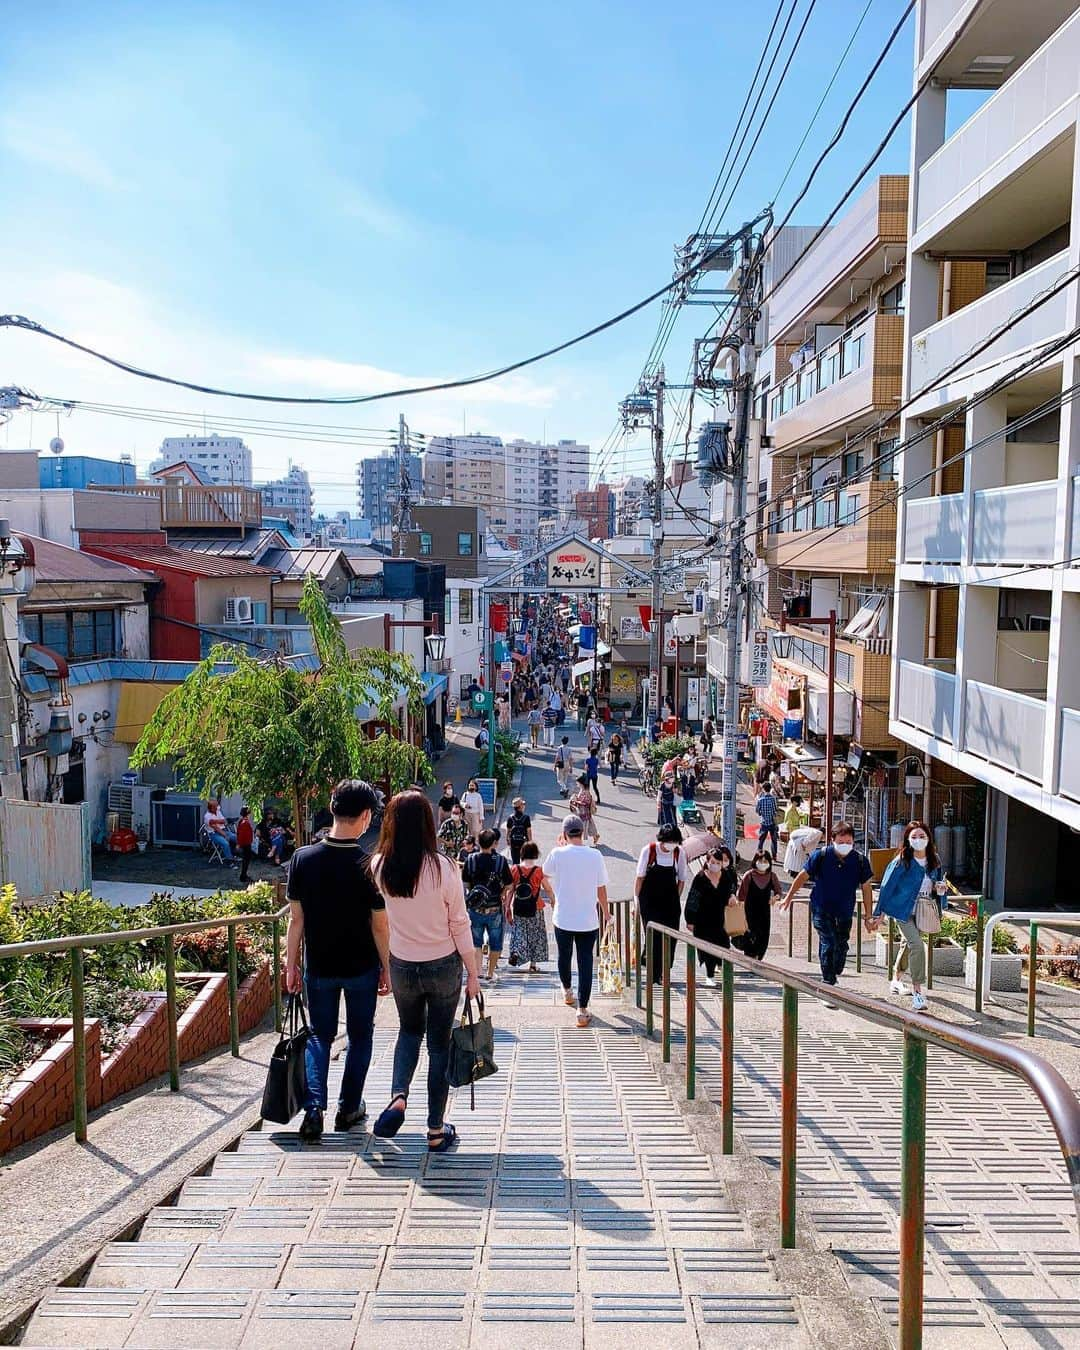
49,437,65,455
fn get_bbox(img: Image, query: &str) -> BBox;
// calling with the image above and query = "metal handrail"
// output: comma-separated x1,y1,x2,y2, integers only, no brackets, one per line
980,907,1080,1033
638,919,1080,1350
0,904,289,1144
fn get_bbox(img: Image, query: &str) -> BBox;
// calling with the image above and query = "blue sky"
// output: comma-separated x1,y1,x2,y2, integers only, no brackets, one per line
0,1,918,510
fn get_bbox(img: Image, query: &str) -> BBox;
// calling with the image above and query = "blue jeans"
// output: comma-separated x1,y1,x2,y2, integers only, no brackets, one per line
469,909,504,953
812,906,853,985
554,926,597,1010
758,822,779,857
304,967,380,1112
388,952,462,1130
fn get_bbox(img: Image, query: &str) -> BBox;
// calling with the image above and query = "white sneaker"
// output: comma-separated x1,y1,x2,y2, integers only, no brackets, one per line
889,979,907,995
488,971,499,987
911,991,928,1013
703,976,716,988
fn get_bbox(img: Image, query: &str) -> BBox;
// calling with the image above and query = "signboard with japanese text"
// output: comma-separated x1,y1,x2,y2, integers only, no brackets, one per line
546,542,601,589
750,629,771,687
620,615,646,641
686,677,701,721
663,622,678,659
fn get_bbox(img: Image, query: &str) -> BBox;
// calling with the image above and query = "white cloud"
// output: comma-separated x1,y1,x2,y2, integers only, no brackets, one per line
0,117,126,191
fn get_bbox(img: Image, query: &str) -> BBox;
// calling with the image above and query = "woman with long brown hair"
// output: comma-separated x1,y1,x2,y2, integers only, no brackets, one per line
369,791,481,1151
873,819,947,1013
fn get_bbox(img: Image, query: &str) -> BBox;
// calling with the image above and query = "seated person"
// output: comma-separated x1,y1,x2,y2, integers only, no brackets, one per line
203,799,236,859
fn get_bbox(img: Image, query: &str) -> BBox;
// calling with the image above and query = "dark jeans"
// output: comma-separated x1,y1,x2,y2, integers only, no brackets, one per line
554,926,597,1009
758,822,779,857
587,772,600,801
388,952,462,1130
304,967,380,1113
812,906,853,984
609,758,621,782
237,844,253,884
639,895,681,982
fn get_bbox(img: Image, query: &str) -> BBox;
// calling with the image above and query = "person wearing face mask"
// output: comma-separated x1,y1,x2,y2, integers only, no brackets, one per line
684,846,737,985
735,851,784,960
780,822,874,990
634,823,687,982
874,820,946,1013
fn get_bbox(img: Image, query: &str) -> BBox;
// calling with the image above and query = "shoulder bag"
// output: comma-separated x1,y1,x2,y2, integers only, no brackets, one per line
260,994,310,1124
447,994,498,1109
915,892,942,935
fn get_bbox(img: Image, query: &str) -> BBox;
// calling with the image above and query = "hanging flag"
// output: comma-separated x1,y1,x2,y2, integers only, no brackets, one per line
489,602,509,633
639,605,653,634
578,625,596,652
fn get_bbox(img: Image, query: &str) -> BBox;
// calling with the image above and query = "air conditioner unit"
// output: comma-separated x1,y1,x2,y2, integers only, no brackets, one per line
107,783,157,837
224,595,254,624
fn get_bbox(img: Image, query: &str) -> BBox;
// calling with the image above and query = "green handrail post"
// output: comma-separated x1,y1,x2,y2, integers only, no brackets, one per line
926,934,934,991
780,984,798,1249
661,932,671,1064
645,923,654,1036
635,907,643,1010
974,896,984,1015
623,904,632,991
272,916,283,1034
899,1030,927,1350
686,938,696,1101
787,905,794,958
1028,921,1039,1039
721,957,734,1155
888,917,896,975
164,932,179,1092
70,946,87,1144
227,922,240,1057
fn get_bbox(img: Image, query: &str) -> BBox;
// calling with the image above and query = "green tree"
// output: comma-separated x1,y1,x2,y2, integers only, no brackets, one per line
130,577,431,836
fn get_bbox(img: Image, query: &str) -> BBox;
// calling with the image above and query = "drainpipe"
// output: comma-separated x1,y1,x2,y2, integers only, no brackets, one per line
927,262,952,663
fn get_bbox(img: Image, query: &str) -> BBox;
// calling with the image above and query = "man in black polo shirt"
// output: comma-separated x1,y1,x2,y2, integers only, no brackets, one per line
285,779,389,1142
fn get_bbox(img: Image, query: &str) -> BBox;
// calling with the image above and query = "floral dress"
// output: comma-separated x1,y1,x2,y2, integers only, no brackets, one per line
508,865,550,966
437,817,470,861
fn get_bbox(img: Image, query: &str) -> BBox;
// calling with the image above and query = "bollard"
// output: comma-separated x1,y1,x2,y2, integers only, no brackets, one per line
661,932,671,1064
806,903,813,962
623,905,632,991
227,923,240,1057
272,916,283,1034
71,947,87,1144
686,940,696,1100
721,958,734,1155
165,932,180,1091
899,1031,927,1350
1028,922,1039,1038
780,985,798,1248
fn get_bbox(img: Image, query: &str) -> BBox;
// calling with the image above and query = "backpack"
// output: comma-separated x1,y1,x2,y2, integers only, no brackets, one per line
511,867,540,918
474,732,484,749
464,853,504,913
508,813,529,847
554,746,566,767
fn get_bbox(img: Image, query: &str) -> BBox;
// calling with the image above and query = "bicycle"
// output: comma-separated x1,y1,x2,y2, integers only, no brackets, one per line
638,764,657,798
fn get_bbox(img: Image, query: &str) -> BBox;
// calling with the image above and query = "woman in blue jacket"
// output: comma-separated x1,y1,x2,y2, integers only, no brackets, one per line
873,820,946,1013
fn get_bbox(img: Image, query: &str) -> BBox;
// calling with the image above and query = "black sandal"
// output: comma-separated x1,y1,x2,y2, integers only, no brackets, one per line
427,1123,458,1152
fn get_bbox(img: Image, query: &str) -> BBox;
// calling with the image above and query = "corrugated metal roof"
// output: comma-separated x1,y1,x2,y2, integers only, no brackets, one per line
22,534,156,584
87,544,275,578
259,547,352,581
174,529,288,560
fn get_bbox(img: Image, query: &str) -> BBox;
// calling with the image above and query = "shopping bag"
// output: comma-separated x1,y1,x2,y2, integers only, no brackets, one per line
447,994,498,1109
260,994,309,1124
915,895,941,935
723,901,748,938
599,921,624,996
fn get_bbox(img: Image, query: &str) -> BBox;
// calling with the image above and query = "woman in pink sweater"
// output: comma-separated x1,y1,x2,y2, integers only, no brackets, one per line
369,790,480,1151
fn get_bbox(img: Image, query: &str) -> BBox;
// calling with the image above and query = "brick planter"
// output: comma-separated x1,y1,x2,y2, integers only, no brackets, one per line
100,993,169,1104
0,1019,102,1154
238,960,273,1034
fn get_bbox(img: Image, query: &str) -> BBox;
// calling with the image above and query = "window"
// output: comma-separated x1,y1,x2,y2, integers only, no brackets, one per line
458,589,473,624
880,279,905,315
419,531,433,556
875,437,899,481
457,532,473,556
23,609,117,661
444,592,452,628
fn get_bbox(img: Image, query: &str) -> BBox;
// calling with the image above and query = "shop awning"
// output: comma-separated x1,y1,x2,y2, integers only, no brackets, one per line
421,672,449,705
114,681,180,744
572,652,611,681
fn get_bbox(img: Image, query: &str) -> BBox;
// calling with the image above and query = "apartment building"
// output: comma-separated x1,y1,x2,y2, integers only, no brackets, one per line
890,0,1080,905
259,465,313,538
757,176,909,762
574,483,615,540
357,450,422,541
152,436,253,487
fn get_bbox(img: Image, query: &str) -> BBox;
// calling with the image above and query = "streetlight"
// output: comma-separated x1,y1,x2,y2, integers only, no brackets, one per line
776,607,837,832
0,522,33,800
424,631,447,664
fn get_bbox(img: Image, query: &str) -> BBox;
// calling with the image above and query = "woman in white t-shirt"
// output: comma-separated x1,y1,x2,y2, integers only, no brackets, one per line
461,779,485,844
543,815,610,1027
634,824,688,983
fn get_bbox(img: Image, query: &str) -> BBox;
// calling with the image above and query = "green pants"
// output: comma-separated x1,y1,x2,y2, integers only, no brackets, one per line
892,918,926,985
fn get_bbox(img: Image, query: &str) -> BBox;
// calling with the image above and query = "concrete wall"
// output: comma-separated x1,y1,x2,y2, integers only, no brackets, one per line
195,575,274,628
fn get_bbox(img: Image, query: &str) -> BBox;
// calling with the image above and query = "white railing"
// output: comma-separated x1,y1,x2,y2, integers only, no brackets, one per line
916,13,1080,236
896,660,955,743
903,493,966,563
971,481,1057,565
1060,709,1080,802
1072,477,1080,566
910,253,1072,395
964,681,1046,783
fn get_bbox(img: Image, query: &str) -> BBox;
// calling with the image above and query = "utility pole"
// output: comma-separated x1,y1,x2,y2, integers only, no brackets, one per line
395,412,411,556
620,369,665,732
718,229,762,848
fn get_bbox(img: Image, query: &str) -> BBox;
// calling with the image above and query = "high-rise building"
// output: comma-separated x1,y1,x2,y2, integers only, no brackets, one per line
259,465,313,537
574,483,615,539
357,450,422,542
152,435,253,486
890,1,1080,905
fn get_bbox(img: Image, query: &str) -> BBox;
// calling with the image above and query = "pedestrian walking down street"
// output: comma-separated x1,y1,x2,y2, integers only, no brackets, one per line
684,846,735,985
369,791,480,1153
701,718,715,757
635,824,686,982
874,820,946,1013
527,703,542,748
507,842,552,970
436,781,460,826
656,773,677,829
755,782,779,858
235,806,254,884
584,747,601,803
437,804,470,861
554,736,575,797
506,797,533,865
461,778,485,844
782,794,804,838
542,701,558,747
781,822,874,989
462,829,513,985
544,815,610,1027
285,779,390,1143
607,733,623,783
585,712,605,755
736,850,783,960
575,689,589,732
570,776,600,844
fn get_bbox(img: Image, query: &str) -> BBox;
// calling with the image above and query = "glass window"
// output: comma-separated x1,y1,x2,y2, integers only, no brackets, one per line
444,592,452,629
880,279,905,315
42,614,69,659
419,531,432,556
94,610,115,656
799,366,815,404
252,602,268,625
842,329,866,376
818,345,840,390
458,589,473,624
842,449,864,482
813,495,836,529
457,532,473,556
875,437,899,481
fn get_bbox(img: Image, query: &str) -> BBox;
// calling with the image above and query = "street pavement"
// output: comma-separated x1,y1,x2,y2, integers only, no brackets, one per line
14,711,1080,1348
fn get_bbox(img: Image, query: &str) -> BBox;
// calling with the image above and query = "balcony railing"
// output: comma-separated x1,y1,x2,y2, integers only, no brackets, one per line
897,659,955,743
769,314,872,422
903,493,966,564
99,482,263,531
765,478,897,572
964,680,1046,783
972,481,1057,565
1059,708,1080,802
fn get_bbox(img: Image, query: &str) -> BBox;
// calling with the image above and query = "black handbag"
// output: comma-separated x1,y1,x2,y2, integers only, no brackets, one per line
260,994,310,1124
446,994,498,1109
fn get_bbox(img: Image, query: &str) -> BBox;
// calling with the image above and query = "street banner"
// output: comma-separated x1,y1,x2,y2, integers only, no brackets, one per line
750,629,770,687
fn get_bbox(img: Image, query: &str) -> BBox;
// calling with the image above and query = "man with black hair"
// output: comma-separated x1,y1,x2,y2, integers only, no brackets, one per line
285,778,389,1143
462,828,513,986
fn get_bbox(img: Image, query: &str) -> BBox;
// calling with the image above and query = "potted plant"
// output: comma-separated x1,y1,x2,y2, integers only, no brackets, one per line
960,917,1022,991
873,922,964,976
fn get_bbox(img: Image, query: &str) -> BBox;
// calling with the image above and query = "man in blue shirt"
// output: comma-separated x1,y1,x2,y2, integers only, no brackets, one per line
755,785,779,858
584,748,601,803
780,822,874,988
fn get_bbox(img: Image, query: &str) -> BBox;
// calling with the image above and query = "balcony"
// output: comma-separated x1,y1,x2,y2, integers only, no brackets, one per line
1060,708,1080,801
915,11,1080,248
99,482,263,534
903,493,966,564
964,680,1046,782
765,479,897,572
971,481,1057,565
896,659,955,743
767,312,904,452
910,252,1072,399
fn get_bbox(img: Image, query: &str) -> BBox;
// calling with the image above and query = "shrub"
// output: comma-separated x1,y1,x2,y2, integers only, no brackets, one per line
177,929,260,979
939,915,1018,953
478,730,526,795
642,736,695,769
1038,941,1080,984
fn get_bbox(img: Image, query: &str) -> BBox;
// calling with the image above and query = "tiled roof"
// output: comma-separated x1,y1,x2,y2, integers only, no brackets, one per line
86,544,275,579
21,534,156,585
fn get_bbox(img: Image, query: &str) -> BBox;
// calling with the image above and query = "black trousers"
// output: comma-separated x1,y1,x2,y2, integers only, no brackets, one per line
638,894,681,981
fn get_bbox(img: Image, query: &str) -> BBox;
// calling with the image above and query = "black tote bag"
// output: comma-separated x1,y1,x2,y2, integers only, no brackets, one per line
260,994,310,1124
446,994,498,1109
